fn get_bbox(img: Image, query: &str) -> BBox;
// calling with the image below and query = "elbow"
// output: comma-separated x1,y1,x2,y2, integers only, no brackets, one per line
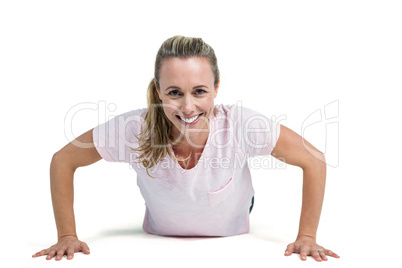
51,150,66,164
316,152,326,165
301,152,326,172
51,151,61,164
51,151,77,172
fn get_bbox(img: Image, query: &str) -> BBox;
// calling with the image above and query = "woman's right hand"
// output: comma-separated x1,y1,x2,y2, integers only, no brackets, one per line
32,235,90,261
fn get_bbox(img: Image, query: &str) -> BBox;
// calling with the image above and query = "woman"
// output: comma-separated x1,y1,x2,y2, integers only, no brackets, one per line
32,35,340,262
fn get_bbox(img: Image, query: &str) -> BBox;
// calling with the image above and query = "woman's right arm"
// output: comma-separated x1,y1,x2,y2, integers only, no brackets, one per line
32,128,102,261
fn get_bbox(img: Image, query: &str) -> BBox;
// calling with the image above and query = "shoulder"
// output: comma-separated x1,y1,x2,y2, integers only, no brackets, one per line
213,103,264,121
118,107,148,120
112,108,148,128
98,108,148,136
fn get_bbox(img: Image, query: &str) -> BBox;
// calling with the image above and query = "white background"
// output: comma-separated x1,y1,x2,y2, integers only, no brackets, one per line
1,0,401,267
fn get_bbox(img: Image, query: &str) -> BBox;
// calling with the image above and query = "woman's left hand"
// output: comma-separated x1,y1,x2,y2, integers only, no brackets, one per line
284,235,340,262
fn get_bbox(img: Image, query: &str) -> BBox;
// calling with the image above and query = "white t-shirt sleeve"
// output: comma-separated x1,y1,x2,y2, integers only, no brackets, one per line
92,108,146,163
232,105,281,157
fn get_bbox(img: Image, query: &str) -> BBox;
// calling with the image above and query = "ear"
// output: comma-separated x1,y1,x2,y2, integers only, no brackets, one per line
214,79,220,99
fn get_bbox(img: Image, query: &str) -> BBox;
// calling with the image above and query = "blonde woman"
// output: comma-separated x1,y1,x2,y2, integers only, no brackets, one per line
32,35,340,262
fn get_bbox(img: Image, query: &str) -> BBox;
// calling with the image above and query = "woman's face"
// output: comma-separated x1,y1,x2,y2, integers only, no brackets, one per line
156,57,219,141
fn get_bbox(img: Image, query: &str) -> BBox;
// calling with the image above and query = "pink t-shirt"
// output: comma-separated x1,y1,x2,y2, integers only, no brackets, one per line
92,104,281,236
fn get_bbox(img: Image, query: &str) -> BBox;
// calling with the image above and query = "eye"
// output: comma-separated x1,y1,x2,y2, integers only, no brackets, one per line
195,89,206,94
168,90,181,96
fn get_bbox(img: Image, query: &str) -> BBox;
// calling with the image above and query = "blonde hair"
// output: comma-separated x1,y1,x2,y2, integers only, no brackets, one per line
131,35,220,178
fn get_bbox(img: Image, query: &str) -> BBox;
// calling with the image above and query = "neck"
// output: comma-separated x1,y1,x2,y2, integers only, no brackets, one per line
171,121,210,150
174,132,209,149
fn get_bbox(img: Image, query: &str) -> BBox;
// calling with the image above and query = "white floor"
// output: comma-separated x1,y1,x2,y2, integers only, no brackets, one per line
3,161,400,268
24,228,343,268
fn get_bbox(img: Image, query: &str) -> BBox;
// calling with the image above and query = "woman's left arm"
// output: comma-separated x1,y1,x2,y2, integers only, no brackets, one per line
270,124,340,262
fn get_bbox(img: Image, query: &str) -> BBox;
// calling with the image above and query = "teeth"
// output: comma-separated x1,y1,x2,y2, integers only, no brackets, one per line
179,114,200,123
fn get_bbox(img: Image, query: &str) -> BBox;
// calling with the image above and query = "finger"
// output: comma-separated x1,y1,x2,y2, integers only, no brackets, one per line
319,250,328,261
32,249,47,258
67,248,75,260
46,249,57,260
81,242,91,254
325,249,340,258
312,250,322,262
55,249,65,261
300,247,309,261
284,243,294,256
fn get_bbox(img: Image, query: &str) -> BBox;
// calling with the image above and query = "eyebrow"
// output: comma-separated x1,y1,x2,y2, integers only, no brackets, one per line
164,85,208,91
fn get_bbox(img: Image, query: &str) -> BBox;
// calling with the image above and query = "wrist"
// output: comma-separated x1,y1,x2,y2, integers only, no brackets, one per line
296,234,316,241
58,233,78,240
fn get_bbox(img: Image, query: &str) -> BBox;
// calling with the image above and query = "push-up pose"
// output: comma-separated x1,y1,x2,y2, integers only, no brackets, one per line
33,35,340,262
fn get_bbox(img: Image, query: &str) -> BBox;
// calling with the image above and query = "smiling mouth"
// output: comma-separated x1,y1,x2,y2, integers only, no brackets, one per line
175,113,203,124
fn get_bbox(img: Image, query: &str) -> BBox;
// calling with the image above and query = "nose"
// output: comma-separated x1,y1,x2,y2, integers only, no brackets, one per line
181,95,195,115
